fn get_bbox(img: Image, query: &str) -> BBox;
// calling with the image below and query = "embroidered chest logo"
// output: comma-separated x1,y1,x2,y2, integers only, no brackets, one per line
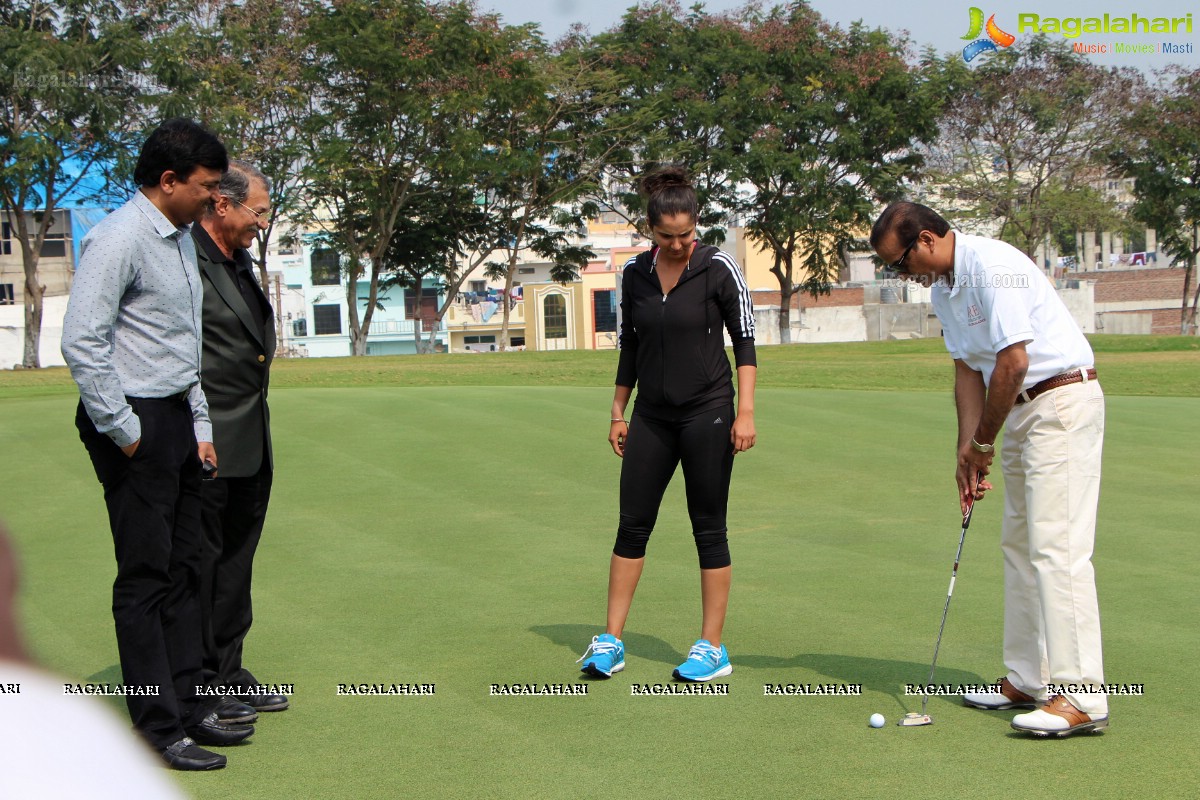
966,304,986,327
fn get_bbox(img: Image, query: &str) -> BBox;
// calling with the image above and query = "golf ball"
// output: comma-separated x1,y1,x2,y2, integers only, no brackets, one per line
869,713,885,728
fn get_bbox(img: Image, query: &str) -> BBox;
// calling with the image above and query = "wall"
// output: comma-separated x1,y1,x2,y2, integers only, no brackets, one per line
1095,312,1152,335
0,294,69,369
1087,267,1191,334
863,303,941,341
1058,282,1097,334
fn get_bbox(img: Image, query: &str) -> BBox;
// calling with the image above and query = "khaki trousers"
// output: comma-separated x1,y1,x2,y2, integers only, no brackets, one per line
1000,378,1107,715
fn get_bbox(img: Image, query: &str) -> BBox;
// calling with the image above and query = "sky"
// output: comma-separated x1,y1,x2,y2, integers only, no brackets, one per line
476,0,1200,70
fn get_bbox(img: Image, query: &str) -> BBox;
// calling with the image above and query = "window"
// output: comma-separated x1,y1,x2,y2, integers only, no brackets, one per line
464,335,496,344
313,304,342,335
470,280,487,294
0,284,14,305
405,286,440,331
40,239,67,258
518,267,535,275
593,290,616,333
543,294,567,339
310,248,340,285
2,218,67,257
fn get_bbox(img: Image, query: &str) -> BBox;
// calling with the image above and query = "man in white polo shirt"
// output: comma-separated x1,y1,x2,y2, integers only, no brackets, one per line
870,202,1108,738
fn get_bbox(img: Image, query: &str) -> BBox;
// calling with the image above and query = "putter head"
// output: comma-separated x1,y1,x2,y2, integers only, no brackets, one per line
898,712,933,727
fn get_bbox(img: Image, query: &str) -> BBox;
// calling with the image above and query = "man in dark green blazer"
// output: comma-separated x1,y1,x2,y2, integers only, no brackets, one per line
193,161,288,717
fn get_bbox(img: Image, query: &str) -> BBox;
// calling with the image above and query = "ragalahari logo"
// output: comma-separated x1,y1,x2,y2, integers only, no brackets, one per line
962,7,1016,62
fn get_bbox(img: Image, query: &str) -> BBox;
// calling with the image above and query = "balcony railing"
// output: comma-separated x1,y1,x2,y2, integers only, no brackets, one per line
446,300,525,327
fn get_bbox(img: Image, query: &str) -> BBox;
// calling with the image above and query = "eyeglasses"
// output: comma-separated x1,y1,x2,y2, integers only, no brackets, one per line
890,235,920,272
224,195,271,222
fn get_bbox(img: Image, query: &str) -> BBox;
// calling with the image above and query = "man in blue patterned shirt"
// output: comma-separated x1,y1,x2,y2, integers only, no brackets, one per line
62,119,255,770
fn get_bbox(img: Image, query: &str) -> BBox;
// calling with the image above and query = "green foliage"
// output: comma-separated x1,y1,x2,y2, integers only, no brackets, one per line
148,0,312,284
0,0,154,366
731,9,936,327
296,0,546,354
1112,68,1200,333
584,0,752,240
924,37,1140,259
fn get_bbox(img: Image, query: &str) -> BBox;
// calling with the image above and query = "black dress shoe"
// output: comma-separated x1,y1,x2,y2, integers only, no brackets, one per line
161,737,227,770
215,696,259,724
237,691,290,712
186,712,254,746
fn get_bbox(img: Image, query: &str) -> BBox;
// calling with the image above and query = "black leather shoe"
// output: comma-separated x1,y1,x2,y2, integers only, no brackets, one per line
161,737,227,770
238,691,290,712
215,696,258,724
186,712,254,746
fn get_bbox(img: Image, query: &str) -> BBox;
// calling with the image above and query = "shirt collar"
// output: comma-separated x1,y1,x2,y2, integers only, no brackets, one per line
650,241,699,273
948,231,965,298
133,189,191,240
192,221,234,265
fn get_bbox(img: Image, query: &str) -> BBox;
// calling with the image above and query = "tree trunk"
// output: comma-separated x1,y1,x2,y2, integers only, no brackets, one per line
498,253,518,352
22,283,44,369
426,317,439,353
498,214,530,352
1190,226,1200,335
769,249,794,345
777,285,793,345
350,327,367,356
1187,273,1200,336
20,240,43,369
1182,261,1194,336
346,272,365,356
1186,226,1200,336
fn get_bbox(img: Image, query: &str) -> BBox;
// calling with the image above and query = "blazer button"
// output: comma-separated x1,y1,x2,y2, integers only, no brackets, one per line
257,355,266,363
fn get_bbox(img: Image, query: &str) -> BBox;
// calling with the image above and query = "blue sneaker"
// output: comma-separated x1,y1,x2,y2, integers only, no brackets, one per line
672,639,732,682
576,634,625,678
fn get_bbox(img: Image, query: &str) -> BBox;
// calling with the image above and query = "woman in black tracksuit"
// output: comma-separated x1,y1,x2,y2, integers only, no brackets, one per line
577,166,757,683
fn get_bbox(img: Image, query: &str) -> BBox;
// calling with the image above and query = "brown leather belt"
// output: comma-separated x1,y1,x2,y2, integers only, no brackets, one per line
1016,368,1097,404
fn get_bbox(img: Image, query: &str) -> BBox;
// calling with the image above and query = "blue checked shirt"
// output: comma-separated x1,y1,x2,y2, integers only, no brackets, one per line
62,191,211,447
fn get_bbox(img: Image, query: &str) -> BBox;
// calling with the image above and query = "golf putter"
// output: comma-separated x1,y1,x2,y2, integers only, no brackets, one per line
899,482,978,727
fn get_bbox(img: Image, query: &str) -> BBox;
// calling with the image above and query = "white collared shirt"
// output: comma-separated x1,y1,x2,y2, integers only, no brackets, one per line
931,232,1094,388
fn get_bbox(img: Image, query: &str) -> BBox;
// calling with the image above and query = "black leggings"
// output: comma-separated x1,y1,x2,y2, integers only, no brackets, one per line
613,404,735,569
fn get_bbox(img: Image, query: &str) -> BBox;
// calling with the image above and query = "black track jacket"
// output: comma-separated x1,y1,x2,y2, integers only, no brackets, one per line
616,243,756,416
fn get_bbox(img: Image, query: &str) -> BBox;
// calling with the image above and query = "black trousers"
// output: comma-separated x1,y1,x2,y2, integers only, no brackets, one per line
614,403,735,569
199,462,273,690
76,397,209,750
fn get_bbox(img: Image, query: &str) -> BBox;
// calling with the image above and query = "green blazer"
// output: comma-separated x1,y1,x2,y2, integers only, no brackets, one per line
194,230,276,477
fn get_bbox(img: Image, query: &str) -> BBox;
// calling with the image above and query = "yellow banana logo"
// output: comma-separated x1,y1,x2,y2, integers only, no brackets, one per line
962,7,985,40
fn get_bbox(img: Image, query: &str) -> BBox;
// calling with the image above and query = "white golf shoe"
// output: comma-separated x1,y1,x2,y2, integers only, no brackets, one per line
1011,695,1109,737
962,677,1039,710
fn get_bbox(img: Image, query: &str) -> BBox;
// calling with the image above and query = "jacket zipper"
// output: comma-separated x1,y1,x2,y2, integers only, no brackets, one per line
660,280,670,405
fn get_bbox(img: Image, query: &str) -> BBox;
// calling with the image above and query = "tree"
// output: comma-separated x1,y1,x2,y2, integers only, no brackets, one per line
150,0,312,301
379,182,491,352
0,1,149,367
925,37,1140,261
584,1,750,241
469,42,633,351
729,7,937,342
1113,67,1200,334
298,0,542,356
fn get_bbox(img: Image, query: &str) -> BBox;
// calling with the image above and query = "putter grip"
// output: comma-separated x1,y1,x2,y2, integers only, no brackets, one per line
962,471,983,529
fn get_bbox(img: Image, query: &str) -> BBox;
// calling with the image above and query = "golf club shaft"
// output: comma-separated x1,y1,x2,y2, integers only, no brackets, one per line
920,491,977,716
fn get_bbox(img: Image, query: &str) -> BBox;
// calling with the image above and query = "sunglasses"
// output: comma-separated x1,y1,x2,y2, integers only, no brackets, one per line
890,236,920,272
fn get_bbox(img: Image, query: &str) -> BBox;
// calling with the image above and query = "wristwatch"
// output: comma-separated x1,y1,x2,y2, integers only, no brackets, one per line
970,437,995,454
